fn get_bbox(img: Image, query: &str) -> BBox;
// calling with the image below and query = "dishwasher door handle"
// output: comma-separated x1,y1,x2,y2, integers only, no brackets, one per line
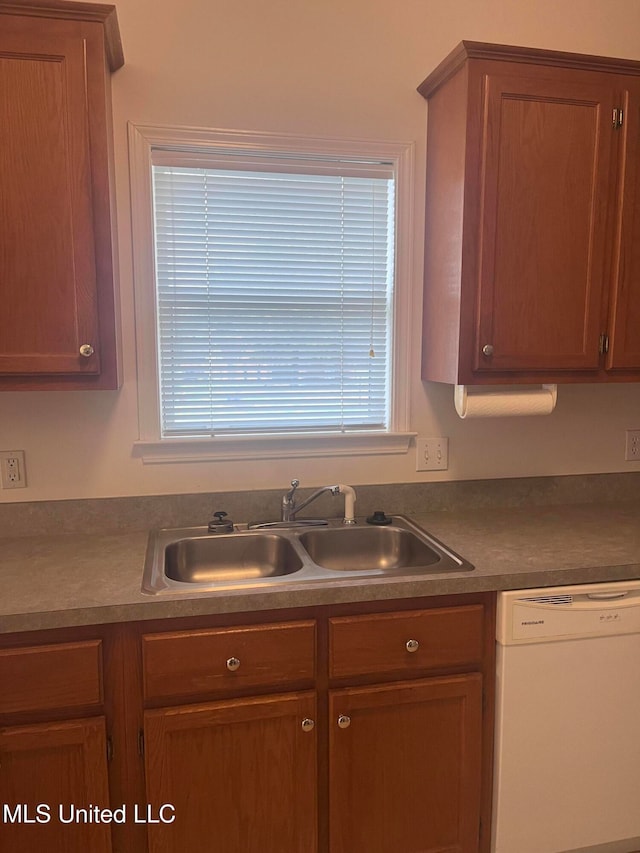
586,591,629,600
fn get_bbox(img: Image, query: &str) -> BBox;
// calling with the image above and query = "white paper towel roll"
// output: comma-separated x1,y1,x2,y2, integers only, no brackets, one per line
454,384,557,418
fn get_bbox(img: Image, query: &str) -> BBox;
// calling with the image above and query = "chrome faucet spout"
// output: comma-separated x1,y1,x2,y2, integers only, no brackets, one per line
290,484,340,518
281,480,356,523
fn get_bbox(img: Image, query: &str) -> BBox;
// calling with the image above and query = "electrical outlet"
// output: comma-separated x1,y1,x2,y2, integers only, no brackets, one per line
416,437,449,471
0,450,26,489
625,430,640,461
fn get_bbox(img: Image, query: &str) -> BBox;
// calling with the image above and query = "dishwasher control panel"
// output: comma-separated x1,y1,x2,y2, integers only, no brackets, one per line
497,580,640,644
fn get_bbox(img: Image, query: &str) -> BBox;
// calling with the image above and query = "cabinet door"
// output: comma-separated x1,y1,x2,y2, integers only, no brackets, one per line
0,17,100,377
473,68,617,373
607,80,640,369
0,716,112,853
329,674,482,853
144,691,317,853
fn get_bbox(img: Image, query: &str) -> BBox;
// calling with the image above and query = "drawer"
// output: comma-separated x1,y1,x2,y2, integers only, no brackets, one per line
329,605,485,679
0,640,103,715
142,620,316,702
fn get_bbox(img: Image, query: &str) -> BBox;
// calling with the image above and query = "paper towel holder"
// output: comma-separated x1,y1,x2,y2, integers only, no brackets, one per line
454,384,558,419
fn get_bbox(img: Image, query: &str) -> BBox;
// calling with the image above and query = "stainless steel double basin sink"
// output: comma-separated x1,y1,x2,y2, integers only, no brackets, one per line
143,515,473,595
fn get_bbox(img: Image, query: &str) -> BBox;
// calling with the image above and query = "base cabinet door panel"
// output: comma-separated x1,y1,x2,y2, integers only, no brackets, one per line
329,674,483,853
0,716,112,853
144,691,317,853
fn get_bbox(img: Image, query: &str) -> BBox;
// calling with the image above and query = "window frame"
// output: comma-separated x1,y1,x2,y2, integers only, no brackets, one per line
128,123,416,463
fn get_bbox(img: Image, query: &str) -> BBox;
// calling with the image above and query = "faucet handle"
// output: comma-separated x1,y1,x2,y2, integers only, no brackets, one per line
286,479,300,500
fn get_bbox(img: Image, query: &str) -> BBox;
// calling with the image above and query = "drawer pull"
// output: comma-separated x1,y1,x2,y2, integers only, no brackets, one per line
337,714,351,729
301,718,315,733
79,344,95,357
406,639,420,653
226,656,240,672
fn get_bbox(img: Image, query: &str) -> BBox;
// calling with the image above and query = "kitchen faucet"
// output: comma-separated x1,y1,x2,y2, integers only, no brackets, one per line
282,479,357,524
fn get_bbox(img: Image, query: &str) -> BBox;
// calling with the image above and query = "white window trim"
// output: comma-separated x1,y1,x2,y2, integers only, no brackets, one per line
128,122,416,463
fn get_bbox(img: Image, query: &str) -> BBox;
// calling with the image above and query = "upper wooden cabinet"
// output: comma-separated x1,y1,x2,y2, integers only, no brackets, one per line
0,1,123,390
418,42,640,385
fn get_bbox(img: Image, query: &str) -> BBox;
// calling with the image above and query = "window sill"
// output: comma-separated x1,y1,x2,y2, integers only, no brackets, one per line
133,432,416,464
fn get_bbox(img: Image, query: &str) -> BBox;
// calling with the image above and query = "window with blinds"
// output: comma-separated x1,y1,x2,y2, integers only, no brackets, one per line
151,156,396,437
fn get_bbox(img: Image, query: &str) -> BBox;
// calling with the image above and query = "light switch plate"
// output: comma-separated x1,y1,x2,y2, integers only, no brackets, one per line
416,437,449,471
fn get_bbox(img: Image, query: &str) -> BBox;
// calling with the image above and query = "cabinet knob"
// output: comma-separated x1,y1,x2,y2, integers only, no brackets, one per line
226,656,240,672
406,638,420,653
301,718,315,733
337,714,351,729
79,344,95,357
482,344,493,357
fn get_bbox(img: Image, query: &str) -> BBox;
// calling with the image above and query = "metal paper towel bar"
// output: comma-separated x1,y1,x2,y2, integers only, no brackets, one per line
454,384,558,419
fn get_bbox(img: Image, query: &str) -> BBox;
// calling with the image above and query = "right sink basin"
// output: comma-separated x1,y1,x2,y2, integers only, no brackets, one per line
298,525,442,572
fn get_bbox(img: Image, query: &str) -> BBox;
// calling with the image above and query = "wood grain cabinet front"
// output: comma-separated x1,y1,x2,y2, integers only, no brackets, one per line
140,618,319,853
327,605,488,853
138,598,493,853
329,604,485,679
144,692,318,853
141,619,317,702
0,1,124,390
0,630,117,853
418,42,640,385
0,717,113,853
0,639,103,715
0,595,495,853
329,675,483,853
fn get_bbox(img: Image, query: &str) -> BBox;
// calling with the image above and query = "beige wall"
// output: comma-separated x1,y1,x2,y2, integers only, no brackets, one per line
3,0,640,502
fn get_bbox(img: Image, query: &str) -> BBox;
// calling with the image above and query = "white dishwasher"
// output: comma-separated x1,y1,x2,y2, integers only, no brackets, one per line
492,580,640,853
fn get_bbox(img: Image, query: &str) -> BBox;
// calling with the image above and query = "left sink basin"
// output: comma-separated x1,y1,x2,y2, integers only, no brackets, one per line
144,528,304,593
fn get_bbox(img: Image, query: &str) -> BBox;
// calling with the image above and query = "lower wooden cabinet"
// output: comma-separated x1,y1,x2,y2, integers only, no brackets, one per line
0,593,495,853
0,625,133,853
144,692,317,853
0,717,112,853
329,675,483,853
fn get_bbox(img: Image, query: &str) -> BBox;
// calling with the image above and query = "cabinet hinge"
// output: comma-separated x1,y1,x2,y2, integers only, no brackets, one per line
138,730,145,757
613,107,624,129
599,333,610,355
106,736,114,762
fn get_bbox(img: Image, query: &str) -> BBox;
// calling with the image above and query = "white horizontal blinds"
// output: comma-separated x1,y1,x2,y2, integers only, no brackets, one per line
152,158,395,437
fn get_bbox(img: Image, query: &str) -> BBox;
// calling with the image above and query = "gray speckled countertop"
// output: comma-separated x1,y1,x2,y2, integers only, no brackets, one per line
1,502,639,633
